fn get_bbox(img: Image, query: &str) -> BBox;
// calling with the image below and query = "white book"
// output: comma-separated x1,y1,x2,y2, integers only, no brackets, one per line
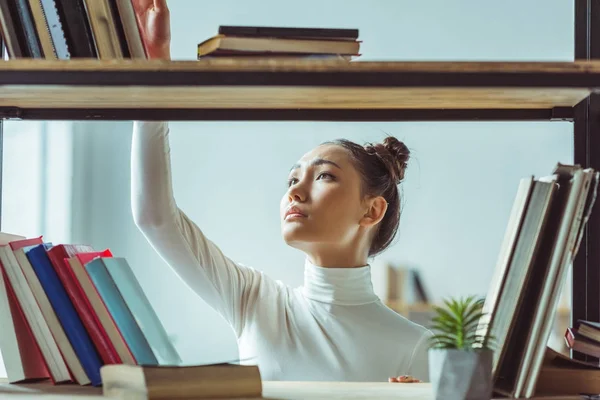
519,167,598,398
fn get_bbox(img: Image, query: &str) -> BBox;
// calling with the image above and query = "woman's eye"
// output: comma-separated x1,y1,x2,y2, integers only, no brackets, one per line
287,177,298,187
317,173,335,181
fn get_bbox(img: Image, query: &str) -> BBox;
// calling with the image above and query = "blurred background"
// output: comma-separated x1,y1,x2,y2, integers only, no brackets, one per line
0,0,575,375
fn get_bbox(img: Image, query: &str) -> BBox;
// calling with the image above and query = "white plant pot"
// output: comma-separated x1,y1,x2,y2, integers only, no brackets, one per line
428,348,493,400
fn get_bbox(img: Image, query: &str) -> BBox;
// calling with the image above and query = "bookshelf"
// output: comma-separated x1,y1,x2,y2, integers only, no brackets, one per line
0,59,596,120
0,0,599,368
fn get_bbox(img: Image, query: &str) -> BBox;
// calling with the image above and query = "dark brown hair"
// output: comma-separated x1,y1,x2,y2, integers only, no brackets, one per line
323,136,410,257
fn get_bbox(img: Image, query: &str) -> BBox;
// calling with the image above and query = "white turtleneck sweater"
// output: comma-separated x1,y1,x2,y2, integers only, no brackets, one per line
130,121,433,382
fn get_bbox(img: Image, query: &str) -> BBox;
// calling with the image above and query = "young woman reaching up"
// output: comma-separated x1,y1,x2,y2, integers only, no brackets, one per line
131,0,433,382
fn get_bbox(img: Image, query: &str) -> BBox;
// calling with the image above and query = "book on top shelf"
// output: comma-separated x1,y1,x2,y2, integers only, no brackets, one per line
197,25,361,60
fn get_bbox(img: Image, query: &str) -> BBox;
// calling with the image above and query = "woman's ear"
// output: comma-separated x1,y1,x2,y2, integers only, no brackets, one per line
359,196,388,227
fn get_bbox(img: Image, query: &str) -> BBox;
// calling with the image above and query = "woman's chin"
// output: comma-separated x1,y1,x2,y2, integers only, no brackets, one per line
281,226,310,246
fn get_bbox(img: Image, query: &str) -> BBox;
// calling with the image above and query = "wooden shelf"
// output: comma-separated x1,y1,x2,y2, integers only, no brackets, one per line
0,59,599,120
0,378,571,399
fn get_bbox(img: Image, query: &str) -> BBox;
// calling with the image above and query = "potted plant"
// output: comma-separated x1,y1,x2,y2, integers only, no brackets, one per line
428,295,495,400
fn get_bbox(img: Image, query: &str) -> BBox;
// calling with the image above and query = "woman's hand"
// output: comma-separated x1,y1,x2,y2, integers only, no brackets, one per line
132,0,171,60
389,375,421,383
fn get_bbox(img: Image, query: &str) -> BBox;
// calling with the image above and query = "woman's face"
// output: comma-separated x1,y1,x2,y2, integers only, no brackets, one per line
280,144,368,252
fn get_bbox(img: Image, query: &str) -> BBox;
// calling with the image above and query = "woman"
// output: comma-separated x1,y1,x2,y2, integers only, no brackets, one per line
131,0,432,383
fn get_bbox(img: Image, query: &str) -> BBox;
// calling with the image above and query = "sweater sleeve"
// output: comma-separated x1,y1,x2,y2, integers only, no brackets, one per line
130,120,262,337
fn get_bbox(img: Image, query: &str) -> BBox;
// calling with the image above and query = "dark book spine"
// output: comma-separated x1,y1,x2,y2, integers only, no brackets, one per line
12,0,42,57
53,0,96,58
0,0,25,57
218,25,359,40
3,0,42,57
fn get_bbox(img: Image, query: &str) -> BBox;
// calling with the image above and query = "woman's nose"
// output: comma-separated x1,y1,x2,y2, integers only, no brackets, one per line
288,182,307,203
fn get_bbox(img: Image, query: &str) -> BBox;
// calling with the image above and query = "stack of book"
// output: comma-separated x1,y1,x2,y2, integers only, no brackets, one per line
197,25,361,61
0,0,145,59
0,233,262,398
477,163,600,398
564,320,600,358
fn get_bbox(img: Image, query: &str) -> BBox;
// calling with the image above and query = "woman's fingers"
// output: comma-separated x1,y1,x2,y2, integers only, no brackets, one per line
389,375,421,383
153,0,168,11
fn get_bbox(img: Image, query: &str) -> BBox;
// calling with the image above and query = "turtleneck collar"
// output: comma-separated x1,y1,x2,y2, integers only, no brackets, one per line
301,258,379,306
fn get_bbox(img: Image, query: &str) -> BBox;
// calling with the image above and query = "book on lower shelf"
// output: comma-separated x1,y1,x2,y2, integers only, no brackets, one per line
101,362,262,399
0,233,259,384
564,320,600,359
477,162,600,398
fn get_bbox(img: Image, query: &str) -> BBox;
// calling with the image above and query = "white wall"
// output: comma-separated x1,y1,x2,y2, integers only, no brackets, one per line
67,0,573,365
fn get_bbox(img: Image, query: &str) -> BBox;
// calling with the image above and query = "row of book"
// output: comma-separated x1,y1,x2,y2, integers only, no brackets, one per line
0,0,145,59
477,163,600,398
0,232,181,386
0,0,361,61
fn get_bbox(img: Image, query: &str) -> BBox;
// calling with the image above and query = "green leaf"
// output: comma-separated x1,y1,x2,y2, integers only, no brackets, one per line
426,294,494,350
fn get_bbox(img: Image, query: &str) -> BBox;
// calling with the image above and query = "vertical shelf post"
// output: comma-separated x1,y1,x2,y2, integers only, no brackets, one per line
0,36,4,232
572,0,600,362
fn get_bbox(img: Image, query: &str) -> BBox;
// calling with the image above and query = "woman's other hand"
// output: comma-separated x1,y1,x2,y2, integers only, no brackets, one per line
132,0,171,59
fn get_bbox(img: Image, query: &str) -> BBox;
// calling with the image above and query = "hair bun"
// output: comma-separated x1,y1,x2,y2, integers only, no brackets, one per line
365,137,410,184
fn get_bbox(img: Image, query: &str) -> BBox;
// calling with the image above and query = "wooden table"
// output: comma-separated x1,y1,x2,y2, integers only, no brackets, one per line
0,379,586,399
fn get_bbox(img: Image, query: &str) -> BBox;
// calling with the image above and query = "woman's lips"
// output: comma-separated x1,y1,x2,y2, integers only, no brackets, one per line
285,206,307,220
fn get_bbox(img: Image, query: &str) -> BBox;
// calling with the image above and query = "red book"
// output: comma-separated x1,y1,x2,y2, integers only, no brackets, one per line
46,245,121,365
0,261,49,382
8,237,44,251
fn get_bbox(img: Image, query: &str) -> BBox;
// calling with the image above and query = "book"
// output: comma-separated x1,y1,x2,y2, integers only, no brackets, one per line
52,0,95,58
112,0,145,58
46,244,122,366
25,243,104,386
0,232,49,383
24,0,56,58
102,257,181,365
483,178,556,376
80,0,124,59
564,327,600,358
217,25,359,40
100,362,262,399
66,251,138,366
0,0,25,57
85,257,158,366
0,239,72,384
575,320,600,342
197,25,360,60
198,35,360,58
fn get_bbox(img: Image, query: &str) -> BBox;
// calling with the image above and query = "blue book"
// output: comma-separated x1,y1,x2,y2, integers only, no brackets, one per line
85,258,158,366
103,257,181,365
25,244,103,386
